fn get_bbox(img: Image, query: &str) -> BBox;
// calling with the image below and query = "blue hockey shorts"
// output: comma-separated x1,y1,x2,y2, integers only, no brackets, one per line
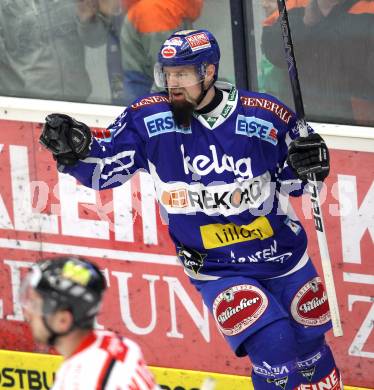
191,259,332,356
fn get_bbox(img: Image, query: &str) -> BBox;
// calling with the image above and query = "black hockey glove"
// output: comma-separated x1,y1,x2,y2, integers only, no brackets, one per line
39,113,92,166
287,133,330,182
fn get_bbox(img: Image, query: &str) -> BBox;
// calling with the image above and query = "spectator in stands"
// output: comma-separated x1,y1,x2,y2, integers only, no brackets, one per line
79,0,204,105
259,0,308,108
21,256,158,389
261,0,374,125
0,0,98,102
77,0,127,104
120,0,204,105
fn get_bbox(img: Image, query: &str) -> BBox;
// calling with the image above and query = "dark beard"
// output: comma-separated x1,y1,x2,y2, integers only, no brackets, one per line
170,100,195,128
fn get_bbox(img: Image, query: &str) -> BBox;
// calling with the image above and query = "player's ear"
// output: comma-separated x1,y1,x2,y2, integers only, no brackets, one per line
52,310,74,333
206,64,216,81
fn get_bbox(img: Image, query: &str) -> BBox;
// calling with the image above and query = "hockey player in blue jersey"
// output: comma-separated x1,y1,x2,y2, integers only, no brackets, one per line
39,29,342,389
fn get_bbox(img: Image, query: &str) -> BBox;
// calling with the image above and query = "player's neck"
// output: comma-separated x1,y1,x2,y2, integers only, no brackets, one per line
195,85,219,112
54,328,93,359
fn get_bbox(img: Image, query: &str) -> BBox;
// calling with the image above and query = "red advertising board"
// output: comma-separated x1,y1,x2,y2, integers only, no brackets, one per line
0,120,373,387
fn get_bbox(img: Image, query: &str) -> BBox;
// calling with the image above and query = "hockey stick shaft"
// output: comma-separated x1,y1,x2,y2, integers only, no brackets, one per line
276,0,343,337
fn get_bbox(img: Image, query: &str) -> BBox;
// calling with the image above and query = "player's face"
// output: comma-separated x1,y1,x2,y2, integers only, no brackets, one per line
21,288,52,344
164,65,203,105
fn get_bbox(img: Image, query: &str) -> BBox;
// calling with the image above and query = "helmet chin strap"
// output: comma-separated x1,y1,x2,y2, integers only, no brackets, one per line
196,78,215,107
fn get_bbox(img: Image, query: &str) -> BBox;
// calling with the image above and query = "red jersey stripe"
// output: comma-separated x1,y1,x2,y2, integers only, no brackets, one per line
95,355,116,390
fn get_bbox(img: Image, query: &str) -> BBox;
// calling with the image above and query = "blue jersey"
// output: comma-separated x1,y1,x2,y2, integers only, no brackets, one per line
64,83,312,280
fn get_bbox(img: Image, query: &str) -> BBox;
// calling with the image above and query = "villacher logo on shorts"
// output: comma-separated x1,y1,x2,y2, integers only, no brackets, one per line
213,284,268,336
290,277,331,326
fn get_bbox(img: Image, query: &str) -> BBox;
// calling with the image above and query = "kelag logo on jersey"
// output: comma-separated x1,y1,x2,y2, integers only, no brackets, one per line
144,111,192,137
181,144,252,179
236,115,278,145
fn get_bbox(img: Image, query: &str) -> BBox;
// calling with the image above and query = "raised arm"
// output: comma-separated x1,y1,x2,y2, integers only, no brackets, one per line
40,109,148,190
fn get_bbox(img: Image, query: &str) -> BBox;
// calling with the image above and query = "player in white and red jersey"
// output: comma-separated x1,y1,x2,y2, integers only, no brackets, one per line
21,256,158,390
52,330,155,390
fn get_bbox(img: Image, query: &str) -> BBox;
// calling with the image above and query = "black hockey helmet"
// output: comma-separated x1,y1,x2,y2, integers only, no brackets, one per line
22,256,106,329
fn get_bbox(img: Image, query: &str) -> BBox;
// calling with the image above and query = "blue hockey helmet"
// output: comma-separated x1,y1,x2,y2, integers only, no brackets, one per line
154,29,221,88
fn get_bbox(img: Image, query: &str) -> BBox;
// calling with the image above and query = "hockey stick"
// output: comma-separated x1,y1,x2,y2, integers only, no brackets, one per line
276,0,343,337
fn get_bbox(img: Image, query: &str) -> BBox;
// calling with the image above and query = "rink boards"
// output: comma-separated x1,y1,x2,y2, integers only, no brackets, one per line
0,349,371,390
